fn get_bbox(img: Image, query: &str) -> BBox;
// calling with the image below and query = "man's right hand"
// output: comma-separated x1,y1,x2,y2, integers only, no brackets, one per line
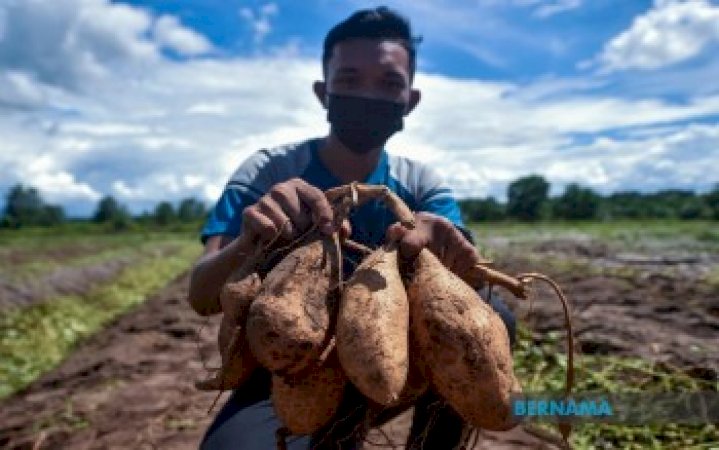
241,178,336,243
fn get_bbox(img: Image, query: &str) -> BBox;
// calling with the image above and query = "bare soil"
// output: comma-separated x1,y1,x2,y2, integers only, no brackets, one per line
0,245,181,310
499,240,719,374
0,258,133,310
1,238,717,449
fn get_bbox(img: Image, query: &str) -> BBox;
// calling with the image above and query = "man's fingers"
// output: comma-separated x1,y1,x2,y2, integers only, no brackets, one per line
294,181,334,234
442,241,461,273
257,197,294,240
443,225,470,271
269,187,309,233
453,242,480,279
385,222,407,243
339,219,352,240
397,230,428,260
243,206,280,243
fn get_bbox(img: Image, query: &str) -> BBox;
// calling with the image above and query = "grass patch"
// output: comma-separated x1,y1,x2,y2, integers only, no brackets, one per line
468,220,719,252
0,243,182,284
0,240,201,399
514,328,719,448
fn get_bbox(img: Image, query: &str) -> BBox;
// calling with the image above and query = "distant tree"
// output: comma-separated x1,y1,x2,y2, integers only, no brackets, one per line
506,175,549,221
154,201,176,226
705,184,719,220
678,198,707,220
459,197,505,222
2,184,64,227
553,184,601,220
39,205,65,226
604,191,645,219
649,190,696,218
177,197,207,222
93,196,129,223
93,195,133,230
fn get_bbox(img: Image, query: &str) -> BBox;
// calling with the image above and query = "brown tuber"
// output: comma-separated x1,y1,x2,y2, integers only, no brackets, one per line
271,351,347,435
407,249,521,431
337,245,409,406
196,271,261,391
246,236,339,376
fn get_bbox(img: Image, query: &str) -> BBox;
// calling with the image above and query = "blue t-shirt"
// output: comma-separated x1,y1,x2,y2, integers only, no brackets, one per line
201,137,464,248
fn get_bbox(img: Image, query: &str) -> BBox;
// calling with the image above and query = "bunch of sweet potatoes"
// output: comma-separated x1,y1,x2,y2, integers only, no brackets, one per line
195,182,572,443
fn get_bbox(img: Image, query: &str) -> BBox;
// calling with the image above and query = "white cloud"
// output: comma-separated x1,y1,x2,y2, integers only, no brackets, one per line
350,0,545,67
239,3,279,45
0,0,209,93
1,0,718,216
60,122,151,137
518,0,583,18
6,152,102,206
153,15,213,56
543,123,719,194
536,0,582,18
594,0,719,72
0,71,46,108
0,7,7,42
186,102,229,116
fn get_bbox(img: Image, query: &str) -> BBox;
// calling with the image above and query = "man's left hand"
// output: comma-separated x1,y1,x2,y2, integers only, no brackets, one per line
385,211,479,277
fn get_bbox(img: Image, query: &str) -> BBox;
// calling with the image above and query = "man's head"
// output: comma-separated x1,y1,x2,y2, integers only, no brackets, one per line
322,6,420,83
314,7,422,154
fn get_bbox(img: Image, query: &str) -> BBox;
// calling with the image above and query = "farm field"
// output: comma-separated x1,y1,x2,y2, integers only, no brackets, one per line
0,221,718,449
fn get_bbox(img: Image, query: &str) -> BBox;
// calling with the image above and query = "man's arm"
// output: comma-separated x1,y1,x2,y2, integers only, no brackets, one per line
385,163,479,277
188,234,253,316
187,178,336,316
386,211,480,278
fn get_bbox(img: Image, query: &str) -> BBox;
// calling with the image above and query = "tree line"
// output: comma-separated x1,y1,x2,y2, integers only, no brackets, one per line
459,175,719,222
0,184,207,229
3,177,719,229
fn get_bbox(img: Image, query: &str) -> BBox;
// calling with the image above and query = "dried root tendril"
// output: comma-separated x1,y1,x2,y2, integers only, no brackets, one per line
308,404,367,450
341,239,373,255
516,272,575,445
325,183,415,229
462,261,576,445
275,426,291,450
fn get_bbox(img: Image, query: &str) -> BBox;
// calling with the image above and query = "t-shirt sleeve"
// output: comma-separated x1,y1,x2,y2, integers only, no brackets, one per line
416,166,464,227
415,165,475,244
200,149,276,244
200,187,259,244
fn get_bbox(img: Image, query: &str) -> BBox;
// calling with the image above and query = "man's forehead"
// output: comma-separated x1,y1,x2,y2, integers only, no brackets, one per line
327,39,410,78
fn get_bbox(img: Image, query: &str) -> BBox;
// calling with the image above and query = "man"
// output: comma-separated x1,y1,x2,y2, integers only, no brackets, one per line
189,7,515,449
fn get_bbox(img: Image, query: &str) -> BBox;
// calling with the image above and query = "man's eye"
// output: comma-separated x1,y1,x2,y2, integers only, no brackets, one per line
385,80,404,90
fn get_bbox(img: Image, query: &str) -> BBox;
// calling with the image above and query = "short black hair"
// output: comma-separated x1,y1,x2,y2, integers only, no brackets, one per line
322,6,421,80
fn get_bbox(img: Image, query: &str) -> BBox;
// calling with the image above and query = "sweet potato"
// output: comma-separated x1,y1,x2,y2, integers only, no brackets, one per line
218,272,261,353
271,351,347,435
246,236,338,375
337,245,409,405
407,249,520,431
196,271,261,391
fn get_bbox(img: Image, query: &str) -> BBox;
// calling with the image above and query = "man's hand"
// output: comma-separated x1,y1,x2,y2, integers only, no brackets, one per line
386,212,479,277
242,178,336,242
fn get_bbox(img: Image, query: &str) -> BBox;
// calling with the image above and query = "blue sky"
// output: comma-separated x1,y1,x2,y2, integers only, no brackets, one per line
1,0,718,216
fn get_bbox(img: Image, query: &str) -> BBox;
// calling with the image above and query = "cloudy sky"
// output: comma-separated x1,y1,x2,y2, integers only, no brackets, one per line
1,0,718,216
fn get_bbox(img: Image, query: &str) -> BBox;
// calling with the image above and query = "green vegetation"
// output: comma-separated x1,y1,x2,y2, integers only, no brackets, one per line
460,176,719,222
0,237,201,399
1,185,64,228
552,184,602,220
0,233,194,284
507,174,550,221
1,183,207,230
514,328,719,449
468,219,719,253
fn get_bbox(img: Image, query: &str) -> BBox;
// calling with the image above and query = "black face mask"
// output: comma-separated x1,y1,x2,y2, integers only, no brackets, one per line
326,93,405,154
